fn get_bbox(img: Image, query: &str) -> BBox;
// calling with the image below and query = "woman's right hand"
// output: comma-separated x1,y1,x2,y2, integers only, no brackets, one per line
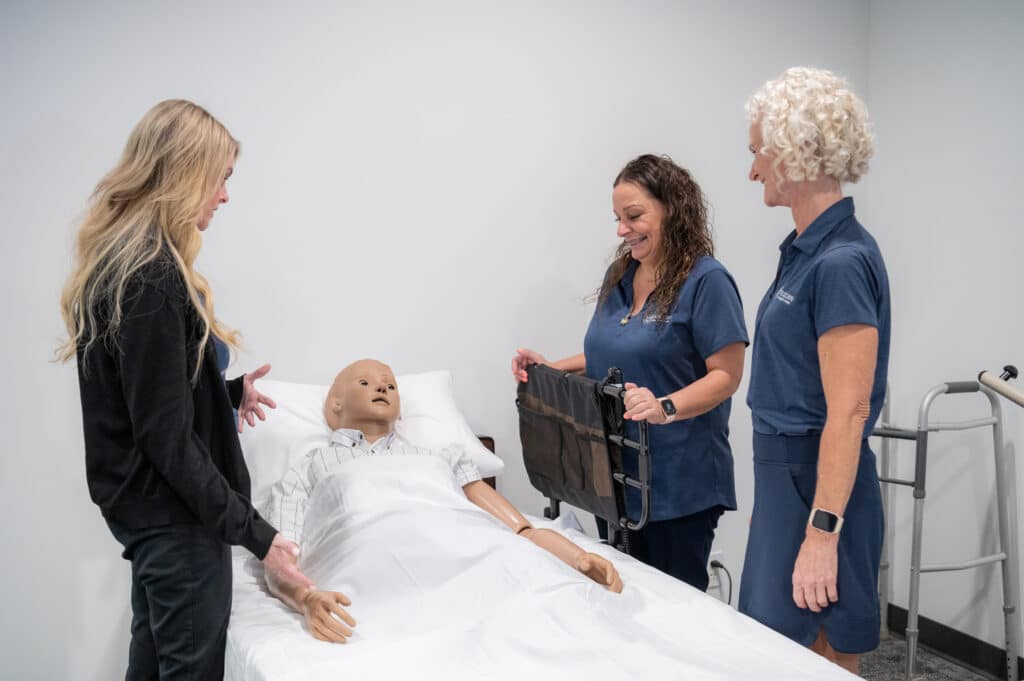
262,533,314,596
302,590,357,643
512,348,548,382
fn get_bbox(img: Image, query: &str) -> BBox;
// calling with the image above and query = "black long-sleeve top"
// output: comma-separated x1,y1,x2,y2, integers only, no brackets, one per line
76,257,276,558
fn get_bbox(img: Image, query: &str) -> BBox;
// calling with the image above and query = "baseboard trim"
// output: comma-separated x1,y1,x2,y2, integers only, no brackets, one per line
887,604,1023,679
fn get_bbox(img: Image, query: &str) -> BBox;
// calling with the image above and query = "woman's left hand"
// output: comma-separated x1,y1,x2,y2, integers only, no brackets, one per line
622,382,667,424
238,363,277,432
791,531,840,613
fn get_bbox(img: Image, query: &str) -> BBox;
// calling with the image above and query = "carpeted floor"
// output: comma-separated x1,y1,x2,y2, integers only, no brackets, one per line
860,632,991,681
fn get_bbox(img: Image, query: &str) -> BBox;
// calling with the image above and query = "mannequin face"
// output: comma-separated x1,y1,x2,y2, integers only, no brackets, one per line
324,359,401,431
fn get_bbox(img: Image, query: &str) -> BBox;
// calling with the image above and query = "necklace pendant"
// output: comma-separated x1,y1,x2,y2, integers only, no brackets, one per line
620,316,630,325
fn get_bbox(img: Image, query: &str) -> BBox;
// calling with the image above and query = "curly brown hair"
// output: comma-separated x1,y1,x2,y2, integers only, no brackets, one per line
598,154,714,319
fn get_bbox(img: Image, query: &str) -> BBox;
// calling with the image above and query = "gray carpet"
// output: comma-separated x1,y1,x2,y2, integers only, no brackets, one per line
861,633,991,681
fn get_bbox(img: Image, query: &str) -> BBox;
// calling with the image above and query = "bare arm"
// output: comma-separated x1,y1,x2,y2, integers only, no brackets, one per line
263,460,356,643
265,565,312,612
622,342,745,421
551,352,586,374
264,552,357,644
463,481,622,592
512,349,585,382
814,324,877,516
623,342,745,423
791,323,877,613
463,480,532,533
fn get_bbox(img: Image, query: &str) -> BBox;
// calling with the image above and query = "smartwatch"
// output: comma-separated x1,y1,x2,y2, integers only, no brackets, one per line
659,398,677,424
808,507,844,535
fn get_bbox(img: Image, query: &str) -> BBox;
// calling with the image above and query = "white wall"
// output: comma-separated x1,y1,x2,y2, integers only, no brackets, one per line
5,1,1017,678
863,0,1024,653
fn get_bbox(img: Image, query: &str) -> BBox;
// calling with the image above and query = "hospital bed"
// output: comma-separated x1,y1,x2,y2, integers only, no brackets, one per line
228,372,856,681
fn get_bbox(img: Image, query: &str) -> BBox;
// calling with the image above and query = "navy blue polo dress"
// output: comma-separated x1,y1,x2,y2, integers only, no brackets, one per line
738,197,890,653
584,256,748,588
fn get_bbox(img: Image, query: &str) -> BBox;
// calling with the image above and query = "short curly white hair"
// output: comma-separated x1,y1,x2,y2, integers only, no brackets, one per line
746,66,874,184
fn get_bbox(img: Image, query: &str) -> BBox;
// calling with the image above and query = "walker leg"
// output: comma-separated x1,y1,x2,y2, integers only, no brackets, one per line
904,425,930,681
991,413,1021,681
879,416,893,641
906,494,926,680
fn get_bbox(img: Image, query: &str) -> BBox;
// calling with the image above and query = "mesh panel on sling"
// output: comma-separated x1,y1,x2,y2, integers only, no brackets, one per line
516,364,651,533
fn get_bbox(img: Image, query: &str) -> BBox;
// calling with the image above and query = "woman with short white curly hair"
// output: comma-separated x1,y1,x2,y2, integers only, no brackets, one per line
738,67,891,676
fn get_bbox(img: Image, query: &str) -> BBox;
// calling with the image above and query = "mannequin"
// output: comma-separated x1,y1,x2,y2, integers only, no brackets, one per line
266,359,623,643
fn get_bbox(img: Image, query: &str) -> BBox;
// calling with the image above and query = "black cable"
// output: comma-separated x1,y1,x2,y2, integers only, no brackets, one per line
710,560,732,605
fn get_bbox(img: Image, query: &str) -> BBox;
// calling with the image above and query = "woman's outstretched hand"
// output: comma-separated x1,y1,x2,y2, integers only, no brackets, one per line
238,363,277,432
512,348,548,383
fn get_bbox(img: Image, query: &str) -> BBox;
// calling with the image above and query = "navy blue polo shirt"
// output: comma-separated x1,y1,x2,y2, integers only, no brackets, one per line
583,256,749,521
212,335,230,375
747,197,890,437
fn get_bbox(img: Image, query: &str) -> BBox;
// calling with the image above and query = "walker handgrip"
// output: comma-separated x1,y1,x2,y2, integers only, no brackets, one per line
979,371,1024,408
944,381,979,394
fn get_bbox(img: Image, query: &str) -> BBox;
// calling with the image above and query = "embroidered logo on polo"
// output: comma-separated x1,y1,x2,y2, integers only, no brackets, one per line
775,288,795,304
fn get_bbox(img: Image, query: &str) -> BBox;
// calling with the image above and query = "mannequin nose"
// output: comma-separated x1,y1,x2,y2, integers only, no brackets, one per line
376,384,388,393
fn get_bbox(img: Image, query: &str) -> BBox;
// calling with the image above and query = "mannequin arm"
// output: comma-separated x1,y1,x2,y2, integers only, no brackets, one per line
265,568,310,613
265,557,356,643
463,481,622,592
463,479,531,533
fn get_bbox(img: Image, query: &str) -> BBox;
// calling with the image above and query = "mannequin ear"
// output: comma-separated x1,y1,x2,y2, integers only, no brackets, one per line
324,396,342,429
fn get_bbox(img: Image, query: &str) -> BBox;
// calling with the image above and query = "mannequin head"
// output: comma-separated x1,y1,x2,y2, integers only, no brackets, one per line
324,359,400,439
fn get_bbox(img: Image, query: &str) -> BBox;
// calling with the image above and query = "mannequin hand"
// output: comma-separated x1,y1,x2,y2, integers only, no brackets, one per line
262,534,313,591
512,348,548,383
238,364,277,432
792,530,839,612
622,383,666,424
302,590,356,643
575,552,623,593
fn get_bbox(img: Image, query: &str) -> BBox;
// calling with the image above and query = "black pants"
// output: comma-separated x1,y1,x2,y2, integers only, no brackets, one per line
108,522,232,681
597,505,724,591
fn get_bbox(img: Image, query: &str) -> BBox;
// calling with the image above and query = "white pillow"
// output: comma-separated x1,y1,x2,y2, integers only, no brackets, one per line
238,370,504,508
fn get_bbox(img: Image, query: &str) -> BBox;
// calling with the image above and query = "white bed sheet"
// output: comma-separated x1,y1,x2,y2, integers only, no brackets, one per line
227,455,855,681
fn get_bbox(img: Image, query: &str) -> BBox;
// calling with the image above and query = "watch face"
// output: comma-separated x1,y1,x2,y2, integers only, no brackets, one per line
660,399,677,416
811,509,840,533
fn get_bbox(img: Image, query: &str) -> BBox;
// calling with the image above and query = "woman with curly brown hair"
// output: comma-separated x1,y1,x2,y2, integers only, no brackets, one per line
512,154,748,590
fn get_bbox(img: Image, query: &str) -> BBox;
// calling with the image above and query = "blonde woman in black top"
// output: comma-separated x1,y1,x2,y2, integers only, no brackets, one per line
58,100,310,681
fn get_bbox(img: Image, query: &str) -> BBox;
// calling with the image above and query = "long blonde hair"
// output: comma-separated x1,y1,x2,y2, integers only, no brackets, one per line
58,99,241,379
